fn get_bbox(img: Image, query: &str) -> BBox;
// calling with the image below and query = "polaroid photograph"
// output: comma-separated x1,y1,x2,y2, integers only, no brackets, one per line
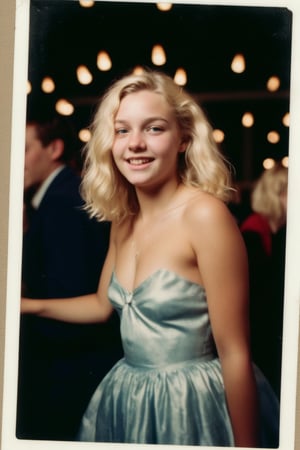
1,1,300,449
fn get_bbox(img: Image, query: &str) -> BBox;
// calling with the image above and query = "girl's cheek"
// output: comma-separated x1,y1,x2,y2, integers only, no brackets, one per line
111,148,121,165
112,143,124,158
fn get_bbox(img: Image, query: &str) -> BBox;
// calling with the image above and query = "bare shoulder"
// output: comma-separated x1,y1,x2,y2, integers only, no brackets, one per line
182,190,247,283
183,189,235,228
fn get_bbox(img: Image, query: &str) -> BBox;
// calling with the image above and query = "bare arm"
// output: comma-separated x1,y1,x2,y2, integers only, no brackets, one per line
21,222,117,324
188,197,259,447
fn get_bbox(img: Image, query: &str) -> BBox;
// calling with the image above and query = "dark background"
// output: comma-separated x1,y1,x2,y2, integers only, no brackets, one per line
27,1,292,183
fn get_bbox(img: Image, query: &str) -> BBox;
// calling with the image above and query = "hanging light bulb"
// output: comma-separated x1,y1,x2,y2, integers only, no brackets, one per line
156,3,173,11
41,76,55,93
76,65,93,85
212,129,225,144
231,53,246,74
266,76,280,92
79,0,95,7
27,80,32,94
263,158,275,170
241,112,254,128
281,156,289,167
55,99,74,116
151,45,166,66
97,51,112,71
267,130,280,144
132,66,145,75
78,128,92,143
282,112,290,127
174,68,187,86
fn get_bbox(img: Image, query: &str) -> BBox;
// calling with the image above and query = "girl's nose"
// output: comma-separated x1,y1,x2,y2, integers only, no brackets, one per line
128,131,146,151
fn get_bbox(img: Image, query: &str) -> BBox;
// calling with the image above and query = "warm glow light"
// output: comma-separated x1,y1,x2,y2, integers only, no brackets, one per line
27,81,32,94
282,112,290,127
267,130,280,144
151,45,166,66
156,2,173,11
41,76,55,93
174,68,187,86
282,156,289,168
78,128,92,143
55,99,74,116
241,112,254,128
266,76,280,92
97,51,112,71
212,129,225,143
231,53,246,74
76,65,93,85
132,66,145,75
263,158,275,170
79,0,95,7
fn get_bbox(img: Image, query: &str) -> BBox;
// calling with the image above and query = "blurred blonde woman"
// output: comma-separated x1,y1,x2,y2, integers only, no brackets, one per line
241,163,288,397
22,69,279,446
246,163,288,244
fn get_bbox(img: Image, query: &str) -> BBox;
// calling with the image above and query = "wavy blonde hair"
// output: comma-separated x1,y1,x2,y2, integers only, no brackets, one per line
81,69,233,222
251,163,288,232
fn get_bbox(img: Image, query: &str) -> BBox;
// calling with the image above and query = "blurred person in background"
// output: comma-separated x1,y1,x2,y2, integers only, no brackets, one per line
17,113,122,441
240,163,288,397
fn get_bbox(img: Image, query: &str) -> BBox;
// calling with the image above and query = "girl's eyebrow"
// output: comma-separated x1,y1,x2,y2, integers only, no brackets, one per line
114,117,169,125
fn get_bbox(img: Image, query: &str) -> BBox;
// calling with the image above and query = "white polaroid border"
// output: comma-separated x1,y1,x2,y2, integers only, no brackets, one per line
1,1,300,449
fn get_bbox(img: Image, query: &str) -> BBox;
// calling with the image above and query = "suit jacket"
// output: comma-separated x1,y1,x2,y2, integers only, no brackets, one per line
21,165,117,346
17,166,122,439
22,166,109,299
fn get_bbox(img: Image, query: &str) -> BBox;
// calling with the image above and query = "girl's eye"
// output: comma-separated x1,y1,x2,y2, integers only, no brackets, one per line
147,125,163,133
115,128,128,135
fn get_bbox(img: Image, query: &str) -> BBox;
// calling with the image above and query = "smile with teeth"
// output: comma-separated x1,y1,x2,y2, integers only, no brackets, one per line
127,157,154,165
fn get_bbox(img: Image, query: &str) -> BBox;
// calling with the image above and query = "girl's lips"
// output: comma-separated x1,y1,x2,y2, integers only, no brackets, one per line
126,157,155,166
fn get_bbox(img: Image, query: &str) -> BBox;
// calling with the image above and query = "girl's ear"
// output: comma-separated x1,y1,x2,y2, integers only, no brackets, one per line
179,140,188,153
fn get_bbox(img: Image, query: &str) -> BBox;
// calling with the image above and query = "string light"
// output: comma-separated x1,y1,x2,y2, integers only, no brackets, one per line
174,68,187,86
27,81,32,94
156,3,173,11
151,45,166,66
212,129,225,143
263,158,275,169
97,51,112,71
267,130,280,144
132,66,145,75
79,0,95,7
76,65,93,85
41,76,55,93
282,112,290,127
78,128,91,143
231,53,246,74
266,76,280,92
55,99,74,116
241,112,254,128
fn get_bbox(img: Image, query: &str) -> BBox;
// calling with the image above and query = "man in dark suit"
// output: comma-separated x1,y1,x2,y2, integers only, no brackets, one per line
17,115,122,441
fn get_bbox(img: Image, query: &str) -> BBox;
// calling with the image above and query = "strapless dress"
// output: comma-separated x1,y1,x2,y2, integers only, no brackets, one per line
78,269,279,446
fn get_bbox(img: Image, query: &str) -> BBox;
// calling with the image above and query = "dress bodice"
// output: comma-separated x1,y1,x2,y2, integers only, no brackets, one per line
108,269,215,368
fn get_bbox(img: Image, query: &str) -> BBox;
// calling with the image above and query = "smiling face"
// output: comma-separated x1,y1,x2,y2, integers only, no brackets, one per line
112,90,185,191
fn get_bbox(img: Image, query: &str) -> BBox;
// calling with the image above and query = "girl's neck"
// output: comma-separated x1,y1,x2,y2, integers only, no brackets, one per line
135,180,183,223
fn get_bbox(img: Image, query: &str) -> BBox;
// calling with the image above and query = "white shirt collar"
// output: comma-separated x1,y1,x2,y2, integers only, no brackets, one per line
31,165,65,209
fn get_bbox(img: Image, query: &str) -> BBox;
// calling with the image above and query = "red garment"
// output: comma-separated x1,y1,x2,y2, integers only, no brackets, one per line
240,213,272,256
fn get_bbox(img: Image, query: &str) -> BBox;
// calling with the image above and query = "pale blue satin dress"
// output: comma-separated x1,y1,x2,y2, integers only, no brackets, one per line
78,269,279,446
